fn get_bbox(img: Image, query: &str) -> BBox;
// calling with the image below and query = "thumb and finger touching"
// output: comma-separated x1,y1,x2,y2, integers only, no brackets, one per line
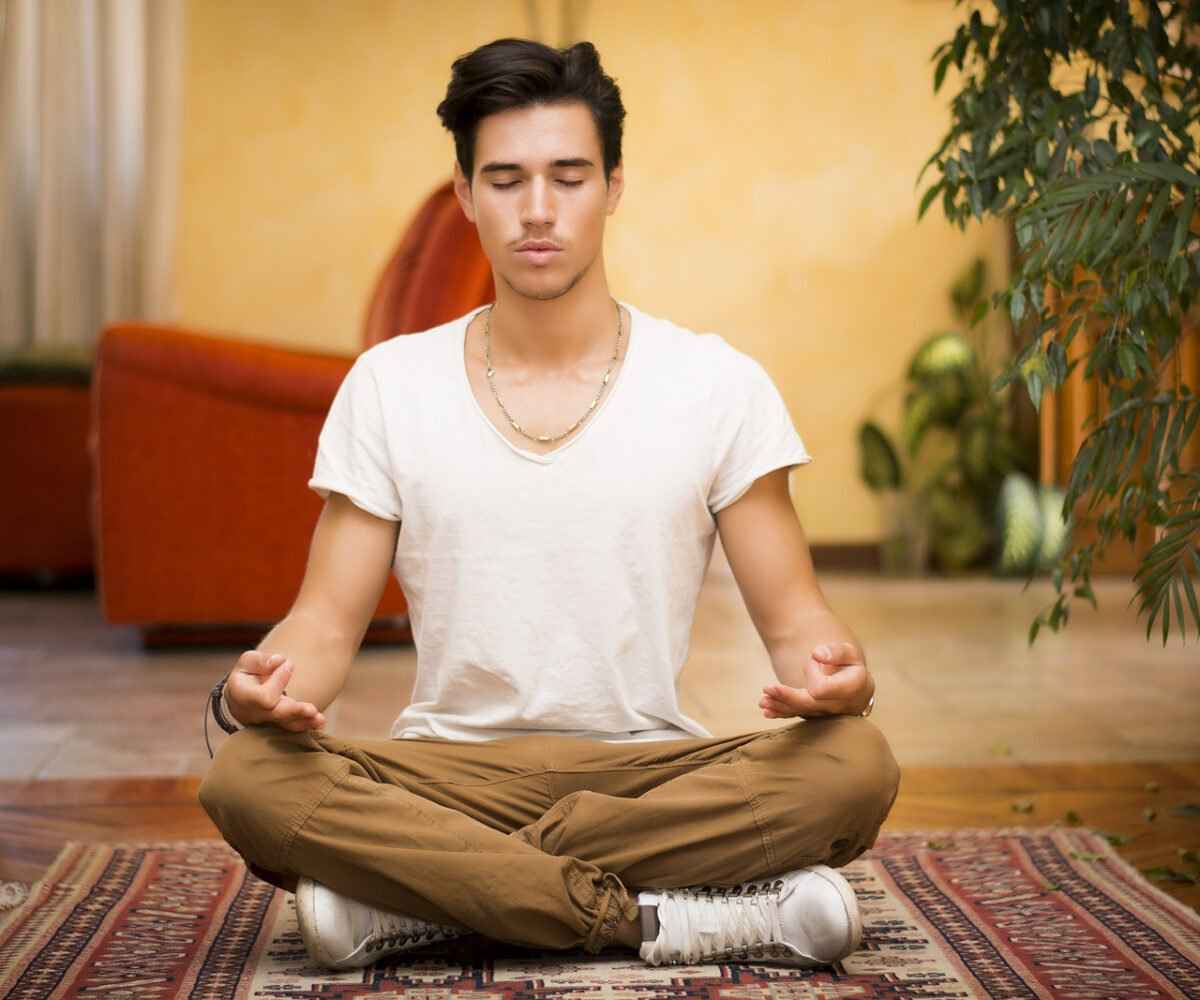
265,659,291,699
229,652,325,730
271,694,325,731
759,646,868,718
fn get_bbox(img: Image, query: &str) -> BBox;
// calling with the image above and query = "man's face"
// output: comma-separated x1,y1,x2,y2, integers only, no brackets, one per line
453,100,623,302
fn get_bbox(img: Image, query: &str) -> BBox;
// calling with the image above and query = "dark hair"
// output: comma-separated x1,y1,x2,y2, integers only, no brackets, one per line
436,38,625,186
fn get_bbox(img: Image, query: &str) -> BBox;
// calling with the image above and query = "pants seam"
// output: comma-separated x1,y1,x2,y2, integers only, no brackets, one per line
407,761,715,788
732,757,776,872
279,758,353,873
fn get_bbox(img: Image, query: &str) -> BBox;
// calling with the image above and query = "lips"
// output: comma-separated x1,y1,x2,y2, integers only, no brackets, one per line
517,247,560,264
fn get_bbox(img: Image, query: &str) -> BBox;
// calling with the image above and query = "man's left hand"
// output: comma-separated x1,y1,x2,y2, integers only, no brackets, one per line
758,641,874,719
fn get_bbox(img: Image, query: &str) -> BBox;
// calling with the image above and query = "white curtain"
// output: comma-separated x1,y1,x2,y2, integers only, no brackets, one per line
0,0,183,356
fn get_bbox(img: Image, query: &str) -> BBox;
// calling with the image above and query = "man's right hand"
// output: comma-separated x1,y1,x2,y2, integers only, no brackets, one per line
225,651,327,732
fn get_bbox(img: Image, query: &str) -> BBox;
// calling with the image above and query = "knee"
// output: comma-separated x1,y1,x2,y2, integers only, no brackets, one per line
789,715,900,821
198,726,268,823
198,725,315,855
834,716,900,817
829,719,900,864
852,717,900,806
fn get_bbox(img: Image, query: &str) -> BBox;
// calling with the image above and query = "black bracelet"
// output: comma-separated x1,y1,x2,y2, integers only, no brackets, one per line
204,674,242,759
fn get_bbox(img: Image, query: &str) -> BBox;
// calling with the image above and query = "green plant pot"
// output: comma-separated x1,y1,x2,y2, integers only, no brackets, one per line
878,490,930,577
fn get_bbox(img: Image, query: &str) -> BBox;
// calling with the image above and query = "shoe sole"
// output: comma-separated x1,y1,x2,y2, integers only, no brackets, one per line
807,864,862,959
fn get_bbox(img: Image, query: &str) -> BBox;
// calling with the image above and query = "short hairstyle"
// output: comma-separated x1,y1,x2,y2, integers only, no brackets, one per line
436,37,626,186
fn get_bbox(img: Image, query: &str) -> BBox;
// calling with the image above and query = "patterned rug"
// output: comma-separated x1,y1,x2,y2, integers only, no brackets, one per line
1,828,1198,998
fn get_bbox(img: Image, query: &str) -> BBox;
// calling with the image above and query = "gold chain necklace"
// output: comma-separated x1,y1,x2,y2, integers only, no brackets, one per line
483,297,623,444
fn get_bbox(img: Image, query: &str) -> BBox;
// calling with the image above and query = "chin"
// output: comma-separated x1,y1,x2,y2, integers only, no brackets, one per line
501,271,584,302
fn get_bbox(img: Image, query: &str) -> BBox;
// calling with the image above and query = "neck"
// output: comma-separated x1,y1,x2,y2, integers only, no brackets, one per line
487,278,621,369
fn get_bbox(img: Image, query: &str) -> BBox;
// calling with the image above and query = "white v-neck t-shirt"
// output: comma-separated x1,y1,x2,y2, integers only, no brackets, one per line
307,300,813,743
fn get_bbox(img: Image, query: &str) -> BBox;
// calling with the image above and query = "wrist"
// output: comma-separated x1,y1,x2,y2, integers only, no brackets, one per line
211,674,244,734
204,673,245,759
221,681,243,728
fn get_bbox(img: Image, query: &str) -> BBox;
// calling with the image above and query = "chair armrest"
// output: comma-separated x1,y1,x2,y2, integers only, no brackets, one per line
91,322,377,630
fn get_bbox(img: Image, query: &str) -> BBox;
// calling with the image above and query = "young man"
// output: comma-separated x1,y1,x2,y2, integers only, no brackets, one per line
199,37,899,973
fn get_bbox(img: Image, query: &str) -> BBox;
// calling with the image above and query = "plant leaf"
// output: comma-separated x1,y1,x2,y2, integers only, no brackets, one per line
1169,188,1195,260
1135,183,1173,253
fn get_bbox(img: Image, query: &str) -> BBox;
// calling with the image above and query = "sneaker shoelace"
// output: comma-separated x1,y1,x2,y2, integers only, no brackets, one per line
368,908,462,952
652,884,786,964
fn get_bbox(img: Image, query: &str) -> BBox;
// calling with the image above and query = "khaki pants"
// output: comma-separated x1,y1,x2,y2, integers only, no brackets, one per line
198,716,900,956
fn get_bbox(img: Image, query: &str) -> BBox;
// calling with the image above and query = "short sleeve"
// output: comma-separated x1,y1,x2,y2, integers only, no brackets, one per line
707,350,814,515
307,354,403,522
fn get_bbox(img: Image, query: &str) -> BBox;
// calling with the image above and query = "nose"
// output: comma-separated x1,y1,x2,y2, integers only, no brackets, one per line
519,176,556,229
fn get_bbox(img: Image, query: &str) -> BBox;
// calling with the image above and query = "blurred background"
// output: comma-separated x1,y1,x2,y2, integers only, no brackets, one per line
0,0,1196,905
1,0,1013,551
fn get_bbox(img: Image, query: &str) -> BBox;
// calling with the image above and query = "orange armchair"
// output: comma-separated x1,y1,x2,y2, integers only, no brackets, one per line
92,180,494,647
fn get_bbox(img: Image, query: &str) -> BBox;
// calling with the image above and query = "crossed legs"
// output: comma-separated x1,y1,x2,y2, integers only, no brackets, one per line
198,716,899,955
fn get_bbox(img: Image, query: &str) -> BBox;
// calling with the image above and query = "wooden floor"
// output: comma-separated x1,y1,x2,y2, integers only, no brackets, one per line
1,763,1197,913
3,568,1199,778
2,549,1198,915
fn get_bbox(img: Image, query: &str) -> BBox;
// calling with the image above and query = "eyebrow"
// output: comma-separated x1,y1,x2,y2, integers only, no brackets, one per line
479,158,595,174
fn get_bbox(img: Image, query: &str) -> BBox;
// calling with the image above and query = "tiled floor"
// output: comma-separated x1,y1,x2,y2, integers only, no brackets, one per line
1,546,1197,780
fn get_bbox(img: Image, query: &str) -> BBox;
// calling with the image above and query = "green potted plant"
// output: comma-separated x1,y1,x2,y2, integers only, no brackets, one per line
858,257,1068,577
918,0,1199,645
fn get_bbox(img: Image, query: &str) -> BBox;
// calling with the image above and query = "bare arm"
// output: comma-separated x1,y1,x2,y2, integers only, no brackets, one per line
225,491,400,727
716,467,874,717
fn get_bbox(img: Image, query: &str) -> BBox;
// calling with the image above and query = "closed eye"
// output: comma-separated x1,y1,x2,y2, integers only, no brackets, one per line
493,180,583,189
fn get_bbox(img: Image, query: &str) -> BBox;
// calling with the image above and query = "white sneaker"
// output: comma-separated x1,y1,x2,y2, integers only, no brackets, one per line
295,876,469,969
637,865,862,967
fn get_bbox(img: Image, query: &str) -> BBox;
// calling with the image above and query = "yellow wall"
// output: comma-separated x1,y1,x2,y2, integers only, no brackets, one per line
176,0,1010,544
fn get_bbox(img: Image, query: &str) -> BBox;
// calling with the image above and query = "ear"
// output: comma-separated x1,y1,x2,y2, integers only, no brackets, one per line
453,161,476,224
605,161,624,216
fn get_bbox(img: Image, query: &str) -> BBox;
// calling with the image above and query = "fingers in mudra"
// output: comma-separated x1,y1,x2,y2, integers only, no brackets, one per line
232,651,325,730
273,693,325,731
760,684,821,718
